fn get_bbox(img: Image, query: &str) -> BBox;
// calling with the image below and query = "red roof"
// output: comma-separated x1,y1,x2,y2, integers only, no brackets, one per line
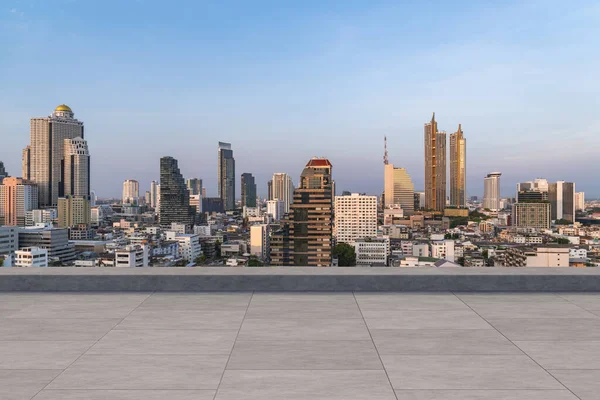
305,158,332,167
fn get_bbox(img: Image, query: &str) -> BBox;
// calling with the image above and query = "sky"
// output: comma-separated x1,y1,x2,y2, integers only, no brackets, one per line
1,0,599,199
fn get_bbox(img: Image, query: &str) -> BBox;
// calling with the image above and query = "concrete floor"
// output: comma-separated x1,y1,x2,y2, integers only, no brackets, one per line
1,292,600,399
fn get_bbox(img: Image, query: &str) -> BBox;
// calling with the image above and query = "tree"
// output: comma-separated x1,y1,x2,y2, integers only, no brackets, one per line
194,254,207,265
482,249,489,259
556,238,570,245
457,257,465,266
214,240,222,258
247,258,264,267
333,243,356,266
555,219,571,225
0,258,3,267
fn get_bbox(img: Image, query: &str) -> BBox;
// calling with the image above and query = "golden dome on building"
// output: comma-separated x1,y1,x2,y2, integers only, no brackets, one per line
55,104,72,112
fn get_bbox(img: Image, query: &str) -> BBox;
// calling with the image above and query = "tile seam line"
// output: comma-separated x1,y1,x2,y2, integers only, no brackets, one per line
28,290,155,399
352,291,400,400
212,290,254,400
451,291,583,400
555,293,600,317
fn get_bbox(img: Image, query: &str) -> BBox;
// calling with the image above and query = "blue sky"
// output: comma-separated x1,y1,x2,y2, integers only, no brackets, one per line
1,0,599,198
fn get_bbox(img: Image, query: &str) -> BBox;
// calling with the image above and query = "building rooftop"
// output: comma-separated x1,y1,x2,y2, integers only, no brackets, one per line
1,291,598,399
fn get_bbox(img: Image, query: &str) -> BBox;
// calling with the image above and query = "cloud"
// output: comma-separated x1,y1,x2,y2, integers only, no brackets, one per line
10,8,17,13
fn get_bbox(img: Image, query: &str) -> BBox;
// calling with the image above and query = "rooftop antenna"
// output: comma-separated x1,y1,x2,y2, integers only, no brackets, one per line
383,136,389,165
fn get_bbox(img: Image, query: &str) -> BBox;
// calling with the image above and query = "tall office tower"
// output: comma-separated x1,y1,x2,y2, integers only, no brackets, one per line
150,180,158,208
186,178,203,196
483,172,502,211
62,137,90,199
159,157,195,228
241,173,257,208
334,193,377,245
271,158,333,266
449,124,466,207
57,195,90,228
549,181,575,222
218,142,235,211
90,190,97,207
122,180,139,205
144,191,151,205
575,192,585,211
0,161,7,180
424,113,446,212
250,224,270,261
23,105,84,207
384,164,415,213
512,202,551,230
0,177,39,226
156,184,161,213
267,180,273,201
272,173,294,213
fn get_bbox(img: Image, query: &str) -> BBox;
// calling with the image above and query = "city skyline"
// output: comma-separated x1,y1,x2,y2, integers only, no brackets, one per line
2,1,599,198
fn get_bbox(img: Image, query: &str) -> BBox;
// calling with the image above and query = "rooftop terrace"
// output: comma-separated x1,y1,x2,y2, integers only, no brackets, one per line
2,291,600,399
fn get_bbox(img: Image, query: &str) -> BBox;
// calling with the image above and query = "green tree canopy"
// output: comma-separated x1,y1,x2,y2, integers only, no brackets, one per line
333,243,356,266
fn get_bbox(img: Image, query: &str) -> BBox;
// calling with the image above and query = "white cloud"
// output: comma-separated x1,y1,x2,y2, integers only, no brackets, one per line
10,8,17,13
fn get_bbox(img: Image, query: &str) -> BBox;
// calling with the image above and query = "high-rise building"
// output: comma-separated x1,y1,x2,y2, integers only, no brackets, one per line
218,142,235,211
186,178,203,196
271,158,333,266
23,105,85,208
62,137,90,199
267,180,273,201
271,173,294,213
483,172,502,211
159,157,195,228
57,195,90,228
517,190,548,202
241,173,257,208
150,180,158,208
512,202,551,230
202,187,206,198
424,113,446,212
0,161,7,180
449,124,466,208
122,180,139,205
575,192,585,211
266,199,285,221
549,181,575,222
334,193,377,245
384,164,415,213
0,177,39,226
250,224,270,261
516,178,549,200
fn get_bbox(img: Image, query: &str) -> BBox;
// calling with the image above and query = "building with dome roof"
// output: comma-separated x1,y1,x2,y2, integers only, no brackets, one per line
22,105,87,208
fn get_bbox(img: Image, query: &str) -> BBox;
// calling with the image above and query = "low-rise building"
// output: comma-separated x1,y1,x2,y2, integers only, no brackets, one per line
18,226,75,264
165,232,201,262
412,243,430,257
14,247,48,267
354,237,389,266
431,240,455,262
503,246,569,267
250,224,270,261
115,245,149,267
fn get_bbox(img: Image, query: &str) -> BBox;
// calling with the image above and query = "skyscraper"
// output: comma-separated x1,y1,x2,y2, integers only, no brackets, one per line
271,158,333,266
186,178,203,196
23,105,84,207
57,195,90,228
549,181,575,222
0,177,39,226
449,124,466,208
271,173,294,213
267,180,273,201
334,193,377,245
159,156,195,228
122,180,139,205
150,180,158,208
241,173,257,208
575,192,585,211
62,137,90,199
384,164,415,213
218,142,235,211
0,161,7,180
483,172,502,211
424,113,446,212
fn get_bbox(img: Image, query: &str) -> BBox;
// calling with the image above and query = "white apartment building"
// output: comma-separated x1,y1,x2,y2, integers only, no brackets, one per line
25,209,55,226
271,173,294,213
250,224,270,260
115,244,149,267
570,248,588,259
166,233,201,262
575,192,585,211
383,205,404,225
431,240,456,262
15,247,48,267
412,243,430,257
334,193,377,245
483,172,502,211
243,206,262,218
504,246,569,267
354,237,389,266
400,241,414,255
266,200,285,221
122,180,139,205
193,225,212,237
170,222,187,235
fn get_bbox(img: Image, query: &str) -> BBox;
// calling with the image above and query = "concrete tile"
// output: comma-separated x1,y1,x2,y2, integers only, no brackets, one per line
10,302,143,319
558,293,600,310
13,293,150,305
0,294,40,311
371,329,520,355
47,354,228,390
457,293,566,304
32,390,216,400
382,355,563,390
355,293,469,311
238,318,371,340
87,329,237,355
0,318,120,341
489,318,600,341
0,370,62,400
228,340,382,370
363,310,490,330
246,293,362,319
116,309,246,330
469,302,597,319
516,341,600,369
141,292,252,310
394,390,579,399
550,369,600,400
0,341,93,369
215,370,396,400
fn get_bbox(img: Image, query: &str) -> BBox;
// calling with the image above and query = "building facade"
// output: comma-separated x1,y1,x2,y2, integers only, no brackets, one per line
512,202,551,230
575,192,585,211
334,193,377,245
271,173,294,213
14,247,48,267
266,199,285,221
62,137,90,199
218,142,235,211
159,157,195,228
0,161,8,180
186,178,203,196
18,227,76,264
449,125,466,208
241,173,257,208
250,224,270,261
150,180,158,208
122,180,139,205
354,237,389,266
57,196,90,228
424,113,446,212
549,181,575,222
384,164,415,213
0,177,39,226
483,172,502,211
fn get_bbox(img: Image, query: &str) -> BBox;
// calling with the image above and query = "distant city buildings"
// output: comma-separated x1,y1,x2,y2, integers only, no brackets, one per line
271,173,294,213
159,156,195,228
186,178,202,196
241,173,257,208
449,124,466,208
0,177,39,226
218,142,235,211
483,172,502,211
334,193,377,245
424,113,446,212
384,164,415,214
122,179,139,205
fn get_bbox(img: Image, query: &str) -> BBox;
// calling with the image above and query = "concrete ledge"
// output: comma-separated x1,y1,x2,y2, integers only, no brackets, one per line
1,267,600,291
